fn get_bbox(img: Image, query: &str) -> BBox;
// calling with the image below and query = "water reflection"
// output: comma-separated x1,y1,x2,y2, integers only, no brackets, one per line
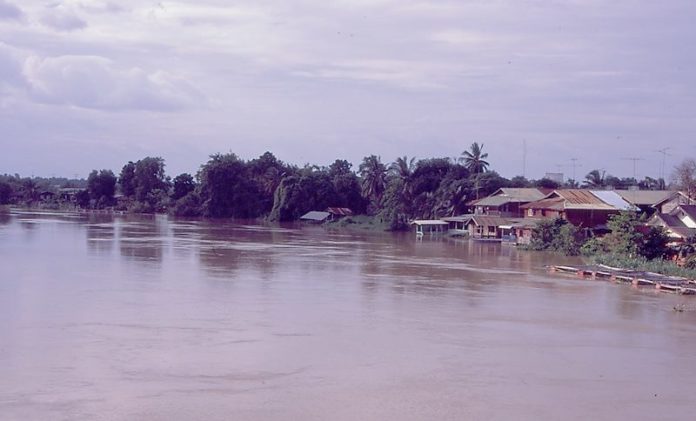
118,215,168,264
0,211,11,226
85,216,116,256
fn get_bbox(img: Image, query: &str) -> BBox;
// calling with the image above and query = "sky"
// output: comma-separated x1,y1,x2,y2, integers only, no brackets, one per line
1,0,695,181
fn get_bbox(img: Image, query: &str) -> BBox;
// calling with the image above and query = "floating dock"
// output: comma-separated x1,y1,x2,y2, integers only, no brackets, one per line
549,264,696,296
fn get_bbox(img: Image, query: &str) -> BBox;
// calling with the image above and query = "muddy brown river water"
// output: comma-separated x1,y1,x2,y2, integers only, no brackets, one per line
1,209,696,420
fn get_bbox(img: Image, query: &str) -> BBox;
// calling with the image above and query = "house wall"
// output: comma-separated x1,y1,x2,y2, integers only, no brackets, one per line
660,196,690,214
525,208,562,219
565,209,618,228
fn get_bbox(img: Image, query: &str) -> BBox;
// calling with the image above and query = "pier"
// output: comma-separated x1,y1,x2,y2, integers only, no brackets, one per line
549,264,696,295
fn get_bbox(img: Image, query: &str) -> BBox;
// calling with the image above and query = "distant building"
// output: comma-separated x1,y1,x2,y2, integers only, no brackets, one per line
545,172,564,183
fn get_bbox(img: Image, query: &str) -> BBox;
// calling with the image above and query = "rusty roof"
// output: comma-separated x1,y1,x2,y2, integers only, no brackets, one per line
521,190,618,211
326,207,353,216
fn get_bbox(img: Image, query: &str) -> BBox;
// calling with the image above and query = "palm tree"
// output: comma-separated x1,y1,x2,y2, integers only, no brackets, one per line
359,155,387,204
582,169,606,188
460,142,490,199
389,156,415,179
460,142,490,174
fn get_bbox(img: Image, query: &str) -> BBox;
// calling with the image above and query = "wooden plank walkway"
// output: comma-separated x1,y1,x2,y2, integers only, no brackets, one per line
549,264,696,296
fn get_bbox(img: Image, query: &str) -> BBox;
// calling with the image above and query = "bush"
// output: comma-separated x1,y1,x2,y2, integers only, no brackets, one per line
170,192,202,217
528,218,583,255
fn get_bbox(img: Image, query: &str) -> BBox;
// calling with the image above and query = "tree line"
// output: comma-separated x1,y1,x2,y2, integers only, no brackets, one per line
2,145,696,231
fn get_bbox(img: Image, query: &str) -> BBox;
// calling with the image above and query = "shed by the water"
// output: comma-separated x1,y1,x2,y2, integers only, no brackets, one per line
300,211,331,223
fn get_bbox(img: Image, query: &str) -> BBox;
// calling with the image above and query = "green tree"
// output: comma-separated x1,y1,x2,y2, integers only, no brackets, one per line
119,161,136,197
0,181,12,204
198,153,264,218
460,142,489,174
359,155,387,211
508,175,531,188
328,160,365,213
269,170,337,221
535,178,560,189
171,173,196,201
639,226,669,260
604,211,643,256
529,217,581,256
582,169,606,188
87,169,117,207
134,157,169,202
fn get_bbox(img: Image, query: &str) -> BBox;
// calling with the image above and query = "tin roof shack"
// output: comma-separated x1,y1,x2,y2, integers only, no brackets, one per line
651,191,692,214
300,211,331,223
647,205,696,242
464,215,511,240
441,215,473,235
470,188,549,217
411,220,449,236
614,190,677,216
520,189,631,231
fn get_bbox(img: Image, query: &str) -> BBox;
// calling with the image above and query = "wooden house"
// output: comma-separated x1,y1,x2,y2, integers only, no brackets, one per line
520,189,632,230
470,188,549,217
614,190,678,216
647,205,696,242
651,191,692,214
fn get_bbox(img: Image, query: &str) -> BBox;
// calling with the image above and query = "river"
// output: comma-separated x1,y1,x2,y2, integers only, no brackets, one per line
1,209,695,420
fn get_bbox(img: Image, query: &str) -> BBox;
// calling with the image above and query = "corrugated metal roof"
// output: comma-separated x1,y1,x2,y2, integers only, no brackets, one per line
470,215,510,227
556,189,607,205
326,207,353,216
522,190,620,211
300,211,330,221
498,188,548,201
590,190,635,211
473,195,515,207
441,215,474,222
411,220,449,226
614,190,675,206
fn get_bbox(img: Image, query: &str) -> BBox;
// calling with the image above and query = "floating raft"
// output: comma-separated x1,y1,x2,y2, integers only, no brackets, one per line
548,264,696,296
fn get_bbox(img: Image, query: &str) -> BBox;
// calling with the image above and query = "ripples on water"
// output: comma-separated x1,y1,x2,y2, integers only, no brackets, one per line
1,209,696,421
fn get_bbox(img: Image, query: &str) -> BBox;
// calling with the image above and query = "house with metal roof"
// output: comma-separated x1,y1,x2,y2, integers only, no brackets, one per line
651,191,692,214
520,189,632,230
613,190,678,216
470,188,550,217
647,205,696,242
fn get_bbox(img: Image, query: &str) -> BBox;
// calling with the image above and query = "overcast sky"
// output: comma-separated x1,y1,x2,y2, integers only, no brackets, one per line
1,0,695,181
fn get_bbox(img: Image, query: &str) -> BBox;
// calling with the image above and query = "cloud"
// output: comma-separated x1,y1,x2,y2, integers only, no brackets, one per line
0,43,25,91
430,29,493,46
0,0,23,20
40,3,87,31
293,59,449,90
21,54,205,111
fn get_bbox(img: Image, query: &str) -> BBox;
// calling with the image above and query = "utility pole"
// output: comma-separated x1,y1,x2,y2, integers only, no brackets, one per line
522,139,527,179
569,158,581,182
621,157,644,181
655,147,671,182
